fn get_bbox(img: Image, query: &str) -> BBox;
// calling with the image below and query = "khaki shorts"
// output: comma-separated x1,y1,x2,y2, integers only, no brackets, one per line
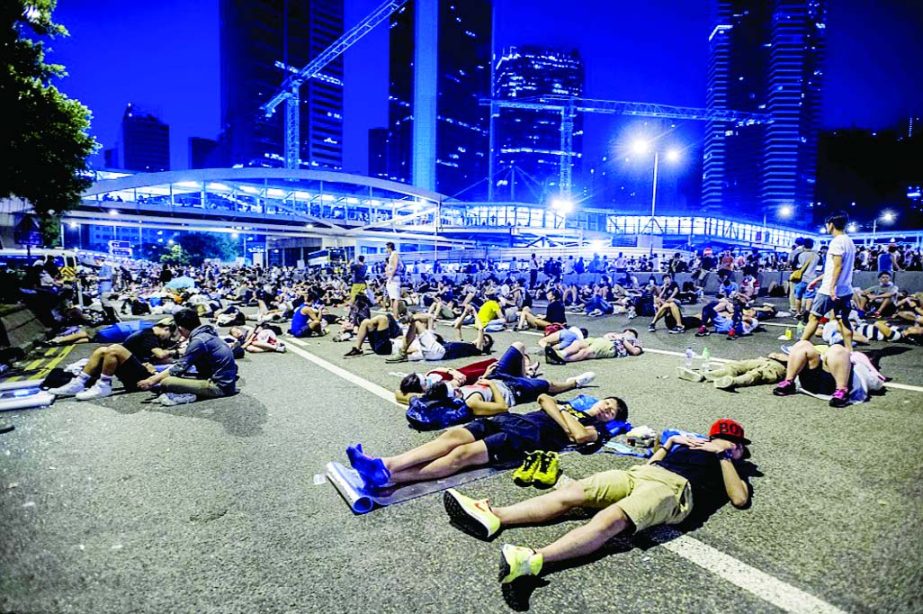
349,283,367,300
586,337,616,359
580,464,693,532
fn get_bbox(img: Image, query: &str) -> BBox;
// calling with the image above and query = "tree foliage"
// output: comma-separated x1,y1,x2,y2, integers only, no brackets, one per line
160,244,189,267
1,1,99,243
176,232,240,266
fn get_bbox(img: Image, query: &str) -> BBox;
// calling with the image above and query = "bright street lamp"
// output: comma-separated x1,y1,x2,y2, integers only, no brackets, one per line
628,139,681,252
872,210,896,240
549,197,574,230
779,205,794,219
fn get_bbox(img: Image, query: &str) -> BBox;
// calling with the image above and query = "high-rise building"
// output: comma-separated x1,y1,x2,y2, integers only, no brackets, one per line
368,128,390,180
219,0,344,170
761,0,826,220
702,0,825,223
112,104,170,172
189,137,221,169
387,0,492,197
493,46,584,202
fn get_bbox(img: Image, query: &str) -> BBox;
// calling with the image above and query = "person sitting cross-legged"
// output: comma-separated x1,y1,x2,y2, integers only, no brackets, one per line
441,419,751,586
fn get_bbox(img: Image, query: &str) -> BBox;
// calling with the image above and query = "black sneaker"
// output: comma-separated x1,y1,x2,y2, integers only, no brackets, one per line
648,324,656,333
669,327,685,334
544,345,566,365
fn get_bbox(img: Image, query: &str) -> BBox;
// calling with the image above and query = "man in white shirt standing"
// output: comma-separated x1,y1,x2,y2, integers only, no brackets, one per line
801,212,856,351
385,242,402,320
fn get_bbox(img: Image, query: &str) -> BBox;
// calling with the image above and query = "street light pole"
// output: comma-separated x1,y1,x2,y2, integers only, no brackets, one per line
648,150,660,254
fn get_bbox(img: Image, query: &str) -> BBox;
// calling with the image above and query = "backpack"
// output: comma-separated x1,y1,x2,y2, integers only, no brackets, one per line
405,395,472,431
131,299,151,316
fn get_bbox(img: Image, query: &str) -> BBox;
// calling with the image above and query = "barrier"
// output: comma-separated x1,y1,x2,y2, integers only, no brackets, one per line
0,305,46,350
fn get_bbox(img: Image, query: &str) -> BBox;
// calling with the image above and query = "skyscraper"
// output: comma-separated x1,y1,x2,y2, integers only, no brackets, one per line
702,0,825,223
387,1,492,197
493,46,584,202
112,104,170,172
219,0,344,170
368,128,390,180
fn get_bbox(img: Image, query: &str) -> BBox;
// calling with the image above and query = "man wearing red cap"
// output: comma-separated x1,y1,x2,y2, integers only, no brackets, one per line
442,418,752,585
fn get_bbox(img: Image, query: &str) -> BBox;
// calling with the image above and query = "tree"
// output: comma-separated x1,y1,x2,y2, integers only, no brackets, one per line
176,232,240,266
160,244,189,267
1,1,99,245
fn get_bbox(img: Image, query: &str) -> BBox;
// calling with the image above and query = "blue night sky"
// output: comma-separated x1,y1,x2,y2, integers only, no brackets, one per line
52,0,923,172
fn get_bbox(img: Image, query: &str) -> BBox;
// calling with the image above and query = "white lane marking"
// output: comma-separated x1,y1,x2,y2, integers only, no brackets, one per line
284,339,848,614
656,532,846,614
284,337,401,406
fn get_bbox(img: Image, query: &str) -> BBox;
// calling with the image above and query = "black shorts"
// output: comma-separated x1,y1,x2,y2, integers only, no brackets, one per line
464,414,544,467
115,356,152,391
799,362,853,395
442,342,483,361
368,315,402,355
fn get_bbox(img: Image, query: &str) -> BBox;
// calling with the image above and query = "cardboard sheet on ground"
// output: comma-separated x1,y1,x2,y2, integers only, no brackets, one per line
325,461,503,515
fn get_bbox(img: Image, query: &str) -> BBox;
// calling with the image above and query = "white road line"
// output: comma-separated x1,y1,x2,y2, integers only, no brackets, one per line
284,339,847,614
655,532,846,614
284,337,401,406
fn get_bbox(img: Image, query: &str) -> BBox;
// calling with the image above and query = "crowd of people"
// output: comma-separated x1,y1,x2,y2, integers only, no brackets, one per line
8,209,919,591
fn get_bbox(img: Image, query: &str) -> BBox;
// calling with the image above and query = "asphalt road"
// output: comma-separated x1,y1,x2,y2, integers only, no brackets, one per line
1,303,922,613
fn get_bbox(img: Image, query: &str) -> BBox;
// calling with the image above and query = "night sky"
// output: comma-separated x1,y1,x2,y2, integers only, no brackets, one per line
52,0,923,172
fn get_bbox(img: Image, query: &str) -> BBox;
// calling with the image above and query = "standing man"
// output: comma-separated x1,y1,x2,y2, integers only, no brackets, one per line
529,253,539,289
385,242,403,320
349,255,368,306
791,237,820,318
801,212,856,351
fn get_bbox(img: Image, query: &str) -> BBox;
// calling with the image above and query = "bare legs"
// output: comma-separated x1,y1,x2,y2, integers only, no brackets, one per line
379,428,489,484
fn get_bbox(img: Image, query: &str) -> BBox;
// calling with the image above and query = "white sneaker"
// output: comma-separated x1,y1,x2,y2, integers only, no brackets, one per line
75,382,112,401
49,379,88,396
160,392,197,406
275,343,287,353
572,372,596,388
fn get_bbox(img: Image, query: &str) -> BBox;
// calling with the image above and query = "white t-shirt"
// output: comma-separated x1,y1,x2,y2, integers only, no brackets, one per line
819,234,856,297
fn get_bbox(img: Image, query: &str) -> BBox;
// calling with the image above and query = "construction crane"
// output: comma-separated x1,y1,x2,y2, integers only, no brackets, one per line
261,0,409,170
483,95,771,200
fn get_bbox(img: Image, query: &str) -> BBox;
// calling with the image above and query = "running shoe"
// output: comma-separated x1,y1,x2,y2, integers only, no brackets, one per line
695,326,711,337
676,367,704,383
531,451,560,488
726,328,737,340
499,545,543,584
772,380,796,396
385,353,408,363
275,343,287,353
512,451,541,486
75,381,112,401
344,347,363,357
159,392,197,406
669,326,685,334
443,488,501,540
713,376,735,390
829,388,850,408
49,379,88,397
572,372,596,388
648,323,656,332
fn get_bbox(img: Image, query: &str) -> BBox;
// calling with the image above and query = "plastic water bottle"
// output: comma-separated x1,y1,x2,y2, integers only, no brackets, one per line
796,321,805,339
701,346,711,372
684,346,694,368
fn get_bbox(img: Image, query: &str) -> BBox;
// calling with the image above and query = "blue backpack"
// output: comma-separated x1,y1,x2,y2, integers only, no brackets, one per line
405,395,472,431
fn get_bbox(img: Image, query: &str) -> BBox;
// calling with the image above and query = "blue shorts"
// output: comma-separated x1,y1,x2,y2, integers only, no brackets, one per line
811,293,852,328
493,346,525,377
490,375,550,405
793,282,815,300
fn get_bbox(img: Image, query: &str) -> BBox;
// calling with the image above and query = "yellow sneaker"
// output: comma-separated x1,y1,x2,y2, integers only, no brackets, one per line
531,451,561,488
512,451,541,486
499,544,543,584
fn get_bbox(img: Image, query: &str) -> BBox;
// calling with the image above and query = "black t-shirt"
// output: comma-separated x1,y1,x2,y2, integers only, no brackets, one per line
654,445,728,508
123,328,165,362
545,300,566,325
661,282,679,299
